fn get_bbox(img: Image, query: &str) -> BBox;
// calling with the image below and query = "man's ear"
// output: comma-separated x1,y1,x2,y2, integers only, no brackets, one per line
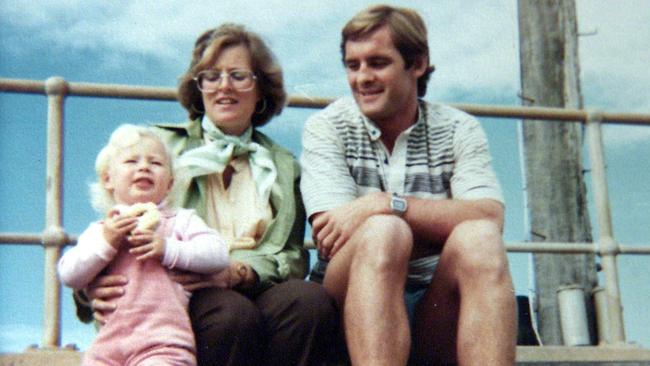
411,55,429,78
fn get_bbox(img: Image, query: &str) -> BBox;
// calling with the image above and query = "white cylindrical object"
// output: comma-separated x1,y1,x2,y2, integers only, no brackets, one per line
592,286,611,345
557,284,590,346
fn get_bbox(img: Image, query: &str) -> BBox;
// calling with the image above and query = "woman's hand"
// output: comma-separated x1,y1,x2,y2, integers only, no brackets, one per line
86,274,128,324
212,261,257,289
170,261,257,291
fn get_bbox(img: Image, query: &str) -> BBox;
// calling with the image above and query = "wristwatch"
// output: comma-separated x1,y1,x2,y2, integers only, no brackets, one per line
390,193,408,216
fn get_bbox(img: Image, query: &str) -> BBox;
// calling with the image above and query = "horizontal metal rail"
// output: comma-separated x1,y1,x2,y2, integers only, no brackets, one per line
2,78,650,124
4,233,650,256
1,76,650,357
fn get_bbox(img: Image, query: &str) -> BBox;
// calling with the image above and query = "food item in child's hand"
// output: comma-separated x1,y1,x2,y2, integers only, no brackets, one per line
122,202,161,231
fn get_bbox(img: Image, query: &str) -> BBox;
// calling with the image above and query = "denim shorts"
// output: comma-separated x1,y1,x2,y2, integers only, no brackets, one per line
404,283,428,327
309,255,430,326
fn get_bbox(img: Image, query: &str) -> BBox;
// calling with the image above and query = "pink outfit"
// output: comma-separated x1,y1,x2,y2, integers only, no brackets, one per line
58,207,228,366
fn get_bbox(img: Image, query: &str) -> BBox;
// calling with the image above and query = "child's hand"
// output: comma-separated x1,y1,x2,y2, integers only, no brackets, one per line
103,209,138,250
128,229,166,262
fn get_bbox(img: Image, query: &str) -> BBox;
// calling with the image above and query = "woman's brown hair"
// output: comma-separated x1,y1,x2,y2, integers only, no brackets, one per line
178,23,286,127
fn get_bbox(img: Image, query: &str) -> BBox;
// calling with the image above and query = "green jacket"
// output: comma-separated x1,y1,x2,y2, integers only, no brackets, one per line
74,119,308,322
152,119,308,294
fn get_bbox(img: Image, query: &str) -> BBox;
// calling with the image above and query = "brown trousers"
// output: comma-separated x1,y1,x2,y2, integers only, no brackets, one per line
189,279,340,366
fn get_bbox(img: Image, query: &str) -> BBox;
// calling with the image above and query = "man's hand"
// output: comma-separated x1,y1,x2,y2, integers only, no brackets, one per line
86,274,128,324
312,192,390,259
128,229,165,262
169,261,257,291
102,209,137,250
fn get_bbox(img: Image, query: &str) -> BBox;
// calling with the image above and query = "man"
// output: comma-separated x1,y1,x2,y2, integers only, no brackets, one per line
300,5,517,366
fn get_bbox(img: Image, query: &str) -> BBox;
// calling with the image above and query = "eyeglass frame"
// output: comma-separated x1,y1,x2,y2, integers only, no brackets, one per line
193,69,258,92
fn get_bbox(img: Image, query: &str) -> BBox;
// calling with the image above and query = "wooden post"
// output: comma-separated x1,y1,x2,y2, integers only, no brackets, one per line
517,0,598,346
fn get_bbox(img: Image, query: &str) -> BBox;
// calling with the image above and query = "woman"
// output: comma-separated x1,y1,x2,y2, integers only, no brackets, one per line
81,23,339,365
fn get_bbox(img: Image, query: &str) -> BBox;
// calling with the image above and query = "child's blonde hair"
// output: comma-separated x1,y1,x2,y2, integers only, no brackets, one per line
89,124,175,214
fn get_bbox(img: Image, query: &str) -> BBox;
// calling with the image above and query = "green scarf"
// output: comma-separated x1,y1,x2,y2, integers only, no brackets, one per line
175,116,277,203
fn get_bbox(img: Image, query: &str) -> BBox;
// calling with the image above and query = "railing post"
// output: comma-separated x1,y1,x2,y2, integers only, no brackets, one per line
585,110,626,344
42,76,68,349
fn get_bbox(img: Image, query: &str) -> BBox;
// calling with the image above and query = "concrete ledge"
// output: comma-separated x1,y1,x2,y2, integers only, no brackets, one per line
0,348,82,366
3,345,650,365
516,345,650,363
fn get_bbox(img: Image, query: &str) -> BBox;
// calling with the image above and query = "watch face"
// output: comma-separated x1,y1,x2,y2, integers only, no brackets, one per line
393,200,406,211
391,196,407,214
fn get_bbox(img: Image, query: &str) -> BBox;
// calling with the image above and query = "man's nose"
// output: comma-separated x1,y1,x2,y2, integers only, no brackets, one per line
357,64,375,84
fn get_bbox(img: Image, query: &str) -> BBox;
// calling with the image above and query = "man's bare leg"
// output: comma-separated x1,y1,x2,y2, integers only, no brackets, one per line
413,219,517,365
323,215,413,366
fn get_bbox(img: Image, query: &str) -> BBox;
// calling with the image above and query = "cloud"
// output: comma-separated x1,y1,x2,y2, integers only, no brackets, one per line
425,1,521,98
603,124,650,146
2,1,648,114
0,324,40,353
577,0,650,113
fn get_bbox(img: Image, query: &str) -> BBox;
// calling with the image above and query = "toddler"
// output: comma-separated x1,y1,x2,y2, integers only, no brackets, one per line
58,124,229,366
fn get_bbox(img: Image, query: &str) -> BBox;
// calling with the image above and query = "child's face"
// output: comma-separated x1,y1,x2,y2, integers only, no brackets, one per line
103,136,173,206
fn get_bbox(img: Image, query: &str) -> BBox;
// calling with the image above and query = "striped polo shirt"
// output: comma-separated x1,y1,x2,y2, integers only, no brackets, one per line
301,97,503,284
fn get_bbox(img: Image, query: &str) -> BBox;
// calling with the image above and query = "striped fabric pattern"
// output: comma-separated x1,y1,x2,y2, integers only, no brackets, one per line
301,97,503,285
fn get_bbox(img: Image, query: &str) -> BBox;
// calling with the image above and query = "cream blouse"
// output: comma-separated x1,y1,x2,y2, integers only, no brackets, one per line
203,155,273,251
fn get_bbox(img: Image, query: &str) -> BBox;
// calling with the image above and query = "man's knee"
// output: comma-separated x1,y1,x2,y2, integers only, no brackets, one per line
445,219,508,278
354,215,413,268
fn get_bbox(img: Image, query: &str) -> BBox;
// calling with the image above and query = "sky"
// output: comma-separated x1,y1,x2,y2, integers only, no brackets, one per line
1,0,649,354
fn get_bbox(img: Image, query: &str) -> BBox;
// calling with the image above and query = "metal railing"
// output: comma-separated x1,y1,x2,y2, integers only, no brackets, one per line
2,76,650,357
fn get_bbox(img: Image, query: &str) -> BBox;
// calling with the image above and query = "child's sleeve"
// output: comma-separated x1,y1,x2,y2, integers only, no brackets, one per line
162,209,229,274
57,222,118,290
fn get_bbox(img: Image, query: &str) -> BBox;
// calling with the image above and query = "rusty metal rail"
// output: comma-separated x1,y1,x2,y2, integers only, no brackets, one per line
1,76,650,361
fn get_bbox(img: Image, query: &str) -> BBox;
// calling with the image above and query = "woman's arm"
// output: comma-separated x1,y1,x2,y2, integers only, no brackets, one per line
233,156,308,290
171,155,308,293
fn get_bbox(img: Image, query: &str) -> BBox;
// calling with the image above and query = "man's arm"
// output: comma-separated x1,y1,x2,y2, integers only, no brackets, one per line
312,192,503,259
311,191,390,259
398,106,504,253
401,196,503,253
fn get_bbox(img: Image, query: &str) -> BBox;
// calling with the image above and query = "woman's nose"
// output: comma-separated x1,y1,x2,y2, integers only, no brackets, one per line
217,74,234,90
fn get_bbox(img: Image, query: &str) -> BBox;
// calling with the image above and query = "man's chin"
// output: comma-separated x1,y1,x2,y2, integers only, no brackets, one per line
355,99,381,118
358,105,385,122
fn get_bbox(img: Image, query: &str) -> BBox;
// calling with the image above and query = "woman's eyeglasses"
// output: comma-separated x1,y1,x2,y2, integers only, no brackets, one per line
194,69,257,92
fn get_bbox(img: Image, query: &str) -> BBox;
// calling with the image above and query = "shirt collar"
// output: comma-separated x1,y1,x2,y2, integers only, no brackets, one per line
361,115,382,142
361,100,425,141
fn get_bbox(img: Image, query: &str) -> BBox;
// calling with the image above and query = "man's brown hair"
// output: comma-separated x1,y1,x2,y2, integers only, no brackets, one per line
341,4,435,97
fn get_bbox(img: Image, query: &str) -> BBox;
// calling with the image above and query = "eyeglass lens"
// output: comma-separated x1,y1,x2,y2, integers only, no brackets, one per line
196,70,255,92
